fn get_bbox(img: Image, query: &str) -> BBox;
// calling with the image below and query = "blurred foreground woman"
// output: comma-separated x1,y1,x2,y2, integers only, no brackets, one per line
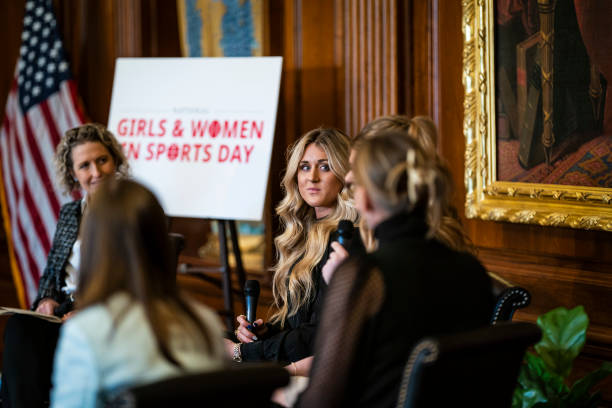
1,123,128,407
51,179,225,408
297,130,494,407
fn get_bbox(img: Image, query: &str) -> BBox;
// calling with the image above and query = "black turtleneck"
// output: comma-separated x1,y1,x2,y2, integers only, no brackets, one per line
339,211,494,407
373,211,429,244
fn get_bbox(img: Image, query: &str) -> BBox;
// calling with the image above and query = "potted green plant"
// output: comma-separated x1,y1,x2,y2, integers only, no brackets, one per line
513,305,612,408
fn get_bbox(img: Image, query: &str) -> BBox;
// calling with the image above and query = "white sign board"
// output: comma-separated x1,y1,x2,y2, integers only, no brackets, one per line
107,57,282,220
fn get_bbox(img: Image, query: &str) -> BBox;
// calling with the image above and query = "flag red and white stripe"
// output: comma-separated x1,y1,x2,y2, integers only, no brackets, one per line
0,0,85,307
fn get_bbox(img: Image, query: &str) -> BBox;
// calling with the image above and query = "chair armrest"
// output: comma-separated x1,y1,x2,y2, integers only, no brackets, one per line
490,287,531,324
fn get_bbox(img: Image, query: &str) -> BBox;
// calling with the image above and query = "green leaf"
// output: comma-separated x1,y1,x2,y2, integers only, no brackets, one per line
535,306,588,378
564,362,612,406
525,353,568,395
514,355,548,408
512,387,523,408
514,353,569,407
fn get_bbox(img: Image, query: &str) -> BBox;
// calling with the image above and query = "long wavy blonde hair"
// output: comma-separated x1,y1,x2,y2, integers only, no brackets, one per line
270,128,357,327
354,115,475,254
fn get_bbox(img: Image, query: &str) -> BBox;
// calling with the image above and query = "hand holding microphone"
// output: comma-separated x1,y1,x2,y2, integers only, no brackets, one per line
322,220,354,284
235,280,268,343
244,279,260,324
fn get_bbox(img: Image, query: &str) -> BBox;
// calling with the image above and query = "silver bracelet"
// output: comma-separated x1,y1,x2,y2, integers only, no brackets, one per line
232,342,242,362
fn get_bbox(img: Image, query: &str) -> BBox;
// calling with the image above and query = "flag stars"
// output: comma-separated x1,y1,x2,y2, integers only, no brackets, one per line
16,1,72,110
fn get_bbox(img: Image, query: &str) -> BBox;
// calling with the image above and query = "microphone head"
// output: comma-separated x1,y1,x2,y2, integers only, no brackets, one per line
337,220,354,247
244,279,260,297
337,220,354,238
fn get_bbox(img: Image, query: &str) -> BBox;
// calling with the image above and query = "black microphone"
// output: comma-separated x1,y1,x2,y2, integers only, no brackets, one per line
336,219,354,249
244,280,260,324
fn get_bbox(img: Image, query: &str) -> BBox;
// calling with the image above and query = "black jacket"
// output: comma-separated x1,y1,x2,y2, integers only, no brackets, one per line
298,212,494,407
241,228,364,363
32,200,82,310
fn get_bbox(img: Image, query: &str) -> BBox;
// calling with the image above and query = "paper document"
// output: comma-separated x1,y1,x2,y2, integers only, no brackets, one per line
0,307,62,323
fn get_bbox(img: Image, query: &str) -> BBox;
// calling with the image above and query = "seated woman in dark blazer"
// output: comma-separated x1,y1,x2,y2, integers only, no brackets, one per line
226,127,360,367
1,123,129,408
297,128,495,408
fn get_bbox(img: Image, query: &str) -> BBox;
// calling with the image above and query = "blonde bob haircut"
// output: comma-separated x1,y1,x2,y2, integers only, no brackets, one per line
354,116,475,254
355,115,438,158
271,127,358,327
353,131,450,239
55,123,129,194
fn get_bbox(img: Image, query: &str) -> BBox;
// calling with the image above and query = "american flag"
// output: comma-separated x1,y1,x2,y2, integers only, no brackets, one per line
0,0,85,307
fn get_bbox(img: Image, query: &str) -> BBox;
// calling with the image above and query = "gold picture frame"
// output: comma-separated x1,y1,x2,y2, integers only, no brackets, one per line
462,0,612,231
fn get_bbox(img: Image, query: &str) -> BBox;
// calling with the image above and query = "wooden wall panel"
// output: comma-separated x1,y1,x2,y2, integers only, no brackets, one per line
425,0,612,401
264,0,404,265
339,0,399,136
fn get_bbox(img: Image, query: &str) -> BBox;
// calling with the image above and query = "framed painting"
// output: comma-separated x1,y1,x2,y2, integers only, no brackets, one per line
462,0,612,231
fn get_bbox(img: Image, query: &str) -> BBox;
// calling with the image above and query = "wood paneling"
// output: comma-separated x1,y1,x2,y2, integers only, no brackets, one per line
338,0,399,136
424,0,612,402
263,0,404,265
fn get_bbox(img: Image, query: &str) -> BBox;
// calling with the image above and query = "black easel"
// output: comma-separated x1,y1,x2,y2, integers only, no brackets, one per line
179,220,246,331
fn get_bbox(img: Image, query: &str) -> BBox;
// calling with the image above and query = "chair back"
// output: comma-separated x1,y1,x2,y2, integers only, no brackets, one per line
108,363,290,407
396,322,541,408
